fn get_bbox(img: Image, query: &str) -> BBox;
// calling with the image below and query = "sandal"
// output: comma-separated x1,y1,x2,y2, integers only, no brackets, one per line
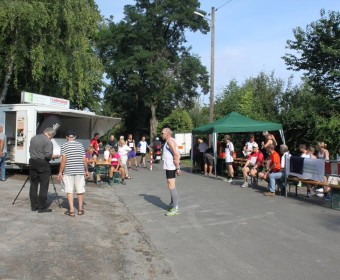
64,211,75,217
78,209,85,216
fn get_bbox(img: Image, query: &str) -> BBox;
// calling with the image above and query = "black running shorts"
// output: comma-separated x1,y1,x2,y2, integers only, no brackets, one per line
166,170,176,179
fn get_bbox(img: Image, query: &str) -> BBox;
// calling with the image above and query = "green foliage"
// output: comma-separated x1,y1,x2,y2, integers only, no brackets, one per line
282,9,340,101
213,71,339,156
214,72,285,122
98,0,210,138
188,99,209,128
0,0,104,110
157,109,193,133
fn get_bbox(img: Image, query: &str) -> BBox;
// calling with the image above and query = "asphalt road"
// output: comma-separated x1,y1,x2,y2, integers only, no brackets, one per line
1,163,339,280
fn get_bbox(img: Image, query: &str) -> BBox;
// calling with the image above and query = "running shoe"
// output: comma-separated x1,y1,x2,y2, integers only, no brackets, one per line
241,182,249,188
165,208,180,216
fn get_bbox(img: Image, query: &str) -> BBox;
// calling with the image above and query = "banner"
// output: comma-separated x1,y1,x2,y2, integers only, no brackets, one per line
285,156,325,182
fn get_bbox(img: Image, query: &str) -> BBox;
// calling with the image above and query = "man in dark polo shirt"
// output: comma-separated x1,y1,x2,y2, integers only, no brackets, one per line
29,127,58,213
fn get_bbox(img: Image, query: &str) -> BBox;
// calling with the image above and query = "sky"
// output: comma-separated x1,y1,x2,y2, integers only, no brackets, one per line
95,0,340,104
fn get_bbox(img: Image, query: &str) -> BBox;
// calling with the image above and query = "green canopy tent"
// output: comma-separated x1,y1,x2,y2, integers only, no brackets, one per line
192,112,285,177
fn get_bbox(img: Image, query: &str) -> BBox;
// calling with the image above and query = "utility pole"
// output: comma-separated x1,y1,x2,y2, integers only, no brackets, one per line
210,7,215,123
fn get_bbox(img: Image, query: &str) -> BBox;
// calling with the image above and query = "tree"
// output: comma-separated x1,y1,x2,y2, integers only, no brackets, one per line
214,72,286,122
282,9,340,101
157,109,193,133
188,99,209,128
98,0,210,140
0,0,103,110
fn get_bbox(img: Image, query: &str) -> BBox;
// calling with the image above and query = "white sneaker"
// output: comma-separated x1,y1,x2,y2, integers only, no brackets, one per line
315,188,324,193
226,178,233,183
241,182,249,188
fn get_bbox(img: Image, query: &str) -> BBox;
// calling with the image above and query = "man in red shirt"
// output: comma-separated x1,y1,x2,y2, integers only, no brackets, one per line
261,144,281,196
90,133,100,156
241,143,264,188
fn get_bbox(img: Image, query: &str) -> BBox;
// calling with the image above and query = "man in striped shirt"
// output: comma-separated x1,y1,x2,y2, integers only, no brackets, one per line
58,130,89,217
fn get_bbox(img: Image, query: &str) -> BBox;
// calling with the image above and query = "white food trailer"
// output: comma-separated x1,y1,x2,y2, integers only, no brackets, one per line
174,132,192,157
0,92,120,169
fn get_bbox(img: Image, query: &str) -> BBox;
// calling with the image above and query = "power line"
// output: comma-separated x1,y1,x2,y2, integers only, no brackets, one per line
216,0,233,12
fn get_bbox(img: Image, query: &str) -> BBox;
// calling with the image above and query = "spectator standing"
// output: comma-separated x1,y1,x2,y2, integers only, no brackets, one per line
204,146,214,176
29,127,58,213
192,137,200,173
316,142,331,200
161,128,181,216
224,135,235,183
138,136,150,168
198,137,208,172
108,135,118,150
118,138,132,179
243,134,257,157
58,131,89,217
317,142,330,160
0,125,7,181
126,134,138,171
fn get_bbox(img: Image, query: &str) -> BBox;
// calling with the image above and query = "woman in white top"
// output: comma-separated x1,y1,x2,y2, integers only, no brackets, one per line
118,139,132,179
224,135,234,183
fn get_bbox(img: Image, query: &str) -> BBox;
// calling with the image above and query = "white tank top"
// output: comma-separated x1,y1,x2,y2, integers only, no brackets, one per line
163,138,177,170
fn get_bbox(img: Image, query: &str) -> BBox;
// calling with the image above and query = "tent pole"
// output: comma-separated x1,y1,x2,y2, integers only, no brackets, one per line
279,129,286,144
191,133,194,173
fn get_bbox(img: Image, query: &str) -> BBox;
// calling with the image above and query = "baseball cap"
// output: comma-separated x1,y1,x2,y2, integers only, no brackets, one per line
66,130,76,138
252,143,259,148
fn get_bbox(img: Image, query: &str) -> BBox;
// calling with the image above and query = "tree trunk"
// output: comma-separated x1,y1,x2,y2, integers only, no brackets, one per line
0,55,14,104
150,103,158,142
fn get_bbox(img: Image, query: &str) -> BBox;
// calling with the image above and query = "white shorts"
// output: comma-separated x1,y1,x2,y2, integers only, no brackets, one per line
63,175,86,194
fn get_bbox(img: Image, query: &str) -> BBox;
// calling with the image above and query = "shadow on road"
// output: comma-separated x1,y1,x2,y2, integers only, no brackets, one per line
139,194,168,210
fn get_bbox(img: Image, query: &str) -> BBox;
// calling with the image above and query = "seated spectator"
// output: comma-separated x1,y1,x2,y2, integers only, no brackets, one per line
299,144,310,158
259,144,281,196
86,146,104,184
241,143,264,188
204,147,214,176
109,148,126,185
103,145,111,162
307,146,317,159
275,144,290,194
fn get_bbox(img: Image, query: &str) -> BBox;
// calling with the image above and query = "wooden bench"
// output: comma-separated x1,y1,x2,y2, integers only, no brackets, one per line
286,176,340,209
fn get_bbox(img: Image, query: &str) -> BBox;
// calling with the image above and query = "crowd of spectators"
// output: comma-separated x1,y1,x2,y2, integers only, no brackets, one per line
191,131,339,201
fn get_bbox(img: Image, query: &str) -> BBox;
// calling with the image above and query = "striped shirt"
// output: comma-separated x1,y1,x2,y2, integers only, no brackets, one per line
60,141,86,175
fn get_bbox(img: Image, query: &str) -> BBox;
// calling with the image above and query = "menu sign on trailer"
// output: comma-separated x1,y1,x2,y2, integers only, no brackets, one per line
21,91,70,109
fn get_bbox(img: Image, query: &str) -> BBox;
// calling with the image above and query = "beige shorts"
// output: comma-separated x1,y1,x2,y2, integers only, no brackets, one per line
63,175,86,194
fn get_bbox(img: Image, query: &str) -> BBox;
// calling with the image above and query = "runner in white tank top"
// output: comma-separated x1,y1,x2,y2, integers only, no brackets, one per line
161,128,181,216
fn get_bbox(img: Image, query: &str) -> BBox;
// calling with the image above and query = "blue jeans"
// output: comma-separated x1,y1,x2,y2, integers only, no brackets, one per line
269,172,283,193
0,153,7,179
